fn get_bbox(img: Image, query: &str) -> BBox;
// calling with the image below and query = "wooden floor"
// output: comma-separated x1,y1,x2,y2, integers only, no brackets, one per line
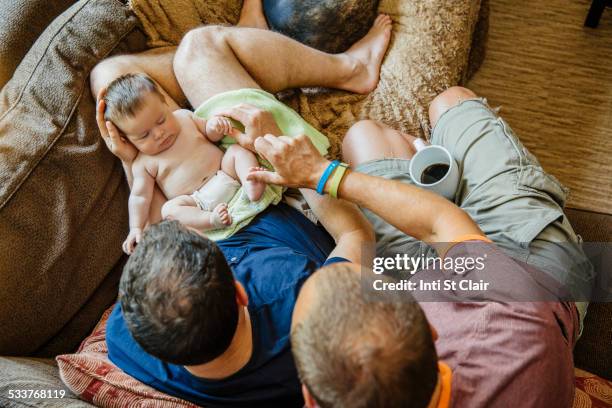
467,0,612,214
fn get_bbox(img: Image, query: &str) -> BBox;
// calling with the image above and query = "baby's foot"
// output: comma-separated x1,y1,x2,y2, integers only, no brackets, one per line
342,14,393,94
244,167,267,202
210,203,232,228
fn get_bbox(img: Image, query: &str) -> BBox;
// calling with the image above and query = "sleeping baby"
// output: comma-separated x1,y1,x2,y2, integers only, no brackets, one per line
103,73,266,254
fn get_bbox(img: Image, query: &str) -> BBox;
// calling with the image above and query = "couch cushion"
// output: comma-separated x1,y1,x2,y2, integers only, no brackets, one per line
0,0,77,89
56,307,197,408
0,0,145,356
0,357,93,407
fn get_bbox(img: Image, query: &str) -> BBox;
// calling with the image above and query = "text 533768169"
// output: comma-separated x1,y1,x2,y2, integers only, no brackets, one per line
8,389,66,399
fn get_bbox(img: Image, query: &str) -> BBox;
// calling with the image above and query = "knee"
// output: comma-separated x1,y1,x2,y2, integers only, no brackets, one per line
174,25,227,77
160,200,175,220
161,196,189,220
429,86,478,128
224,143,245,160
342,120,382,155
90,54,134,97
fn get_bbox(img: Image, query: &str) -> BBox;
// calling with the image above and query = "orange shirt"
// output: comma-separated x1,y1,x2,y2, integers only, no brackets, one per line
436,362,452,408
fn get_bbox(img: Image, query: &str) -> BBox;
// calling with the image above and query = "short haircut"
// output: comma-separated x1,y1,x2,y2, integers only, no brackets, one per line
291,264,438,408
104,73,165,123
119,220,238,366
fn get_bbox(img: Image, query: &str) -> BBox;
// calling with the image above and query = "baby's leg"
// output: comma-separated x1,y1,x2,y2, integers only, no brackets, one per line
161,195,231,230
222,144,266,202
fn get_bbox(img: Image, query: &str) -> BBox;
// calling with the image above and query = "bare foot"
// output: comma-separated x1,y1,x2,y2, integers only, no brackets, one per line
342,14,392,94
237,0,269,29
244,167,267,202
210,203,232,228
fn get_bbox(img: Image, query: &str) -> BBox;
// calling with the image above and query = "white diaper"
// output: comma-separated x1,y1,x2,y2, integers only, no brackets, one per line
191,170,241,212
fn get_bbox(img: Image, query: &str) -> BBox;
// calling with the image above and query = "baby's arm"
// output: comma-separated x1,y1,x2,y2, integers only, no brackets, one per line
123,159,155,254
194,115,233,142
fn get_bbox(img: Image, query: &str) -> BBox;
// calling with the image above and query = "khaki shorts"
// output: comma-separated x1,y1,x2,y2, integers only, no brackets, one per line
355,98,592,322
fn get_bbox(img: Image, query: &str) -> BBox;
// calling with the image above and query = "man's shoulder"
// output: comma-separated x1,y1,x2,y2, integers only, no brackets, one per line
105,303,160,385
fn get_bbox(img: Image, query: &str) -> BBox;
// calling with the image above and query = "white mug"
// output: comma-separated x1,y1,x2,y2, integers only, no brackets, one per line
409,139,459,200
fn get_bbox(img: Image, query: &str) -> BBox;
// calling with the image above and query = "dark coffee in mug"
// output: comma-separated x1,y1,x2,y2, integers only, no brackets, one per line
420,163,450,184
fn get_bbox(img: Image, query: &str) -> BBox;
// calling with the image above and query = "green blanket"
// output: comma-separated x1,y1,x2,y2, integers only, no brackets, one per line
194,88,329,240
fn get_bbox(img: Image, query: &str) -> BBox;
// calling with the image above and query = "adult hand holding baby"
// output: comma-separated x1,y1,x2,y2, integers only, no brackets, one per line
96,88,138,163
216,104,282,151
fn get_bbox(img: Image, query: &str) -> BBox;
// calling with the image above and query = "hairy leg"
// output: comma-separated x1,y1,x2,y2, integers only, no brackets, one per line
342,120,418,167
174,14,392,107
222,145,266,202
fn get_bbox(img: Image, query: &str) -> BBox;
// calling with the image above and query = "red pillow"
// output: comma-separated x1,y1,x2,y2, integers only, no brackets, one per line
56,306,198,408
573,368,612,408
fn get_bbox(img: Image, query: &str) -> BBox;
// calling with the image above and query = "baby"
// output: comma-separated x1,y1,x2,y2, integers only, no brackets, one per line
104,73,266,254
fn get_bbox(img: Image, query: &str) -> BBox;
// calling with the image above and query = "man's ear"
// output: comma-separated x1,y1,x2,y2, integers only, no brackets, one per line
430,324,438,341
302,384,318,408
235,280,249,307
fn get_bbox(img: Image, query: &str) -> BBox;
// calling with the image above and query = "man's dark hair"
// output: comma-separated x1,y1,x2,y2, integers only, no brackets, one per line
119,220,238,366
291,264,438,408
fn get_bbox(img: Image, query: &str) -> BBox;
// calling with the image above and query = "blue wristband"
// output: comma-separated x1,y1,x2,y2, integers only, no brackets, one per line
316,160,340,194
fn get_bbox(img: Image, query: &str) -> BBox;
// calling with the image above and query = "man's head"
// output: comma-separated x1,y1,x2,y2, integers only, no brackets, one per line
119,220,239,366
291,263,438,408
104,73,180,155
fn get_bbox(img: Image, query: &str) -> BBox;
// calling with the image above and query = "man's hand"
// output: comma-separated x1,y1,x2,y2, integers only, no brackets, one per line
216,104,282,151
247,134,330,189
96,88,138,163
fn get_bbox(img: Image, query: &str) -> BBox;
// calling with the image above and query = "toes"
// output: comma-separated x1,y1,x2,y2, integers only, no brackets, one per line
375,14,390,26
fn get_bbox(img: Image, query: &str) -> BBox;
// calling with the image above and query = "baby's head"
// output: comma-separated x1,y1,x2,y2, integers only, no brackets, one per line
104,73,180,155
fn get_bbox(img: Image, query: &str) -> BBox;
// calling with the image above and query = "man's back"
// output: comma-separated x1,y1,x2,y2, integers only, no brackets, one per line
107,203,338,407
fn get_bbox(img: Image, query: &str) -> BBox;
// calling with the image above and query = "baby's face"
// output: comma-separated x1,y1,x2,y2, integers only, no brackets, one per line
116,91,181,156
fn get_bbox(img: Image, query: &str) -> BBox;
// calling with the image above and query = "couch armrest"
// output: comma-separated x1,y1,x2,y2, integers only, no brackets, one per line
0,0,77,89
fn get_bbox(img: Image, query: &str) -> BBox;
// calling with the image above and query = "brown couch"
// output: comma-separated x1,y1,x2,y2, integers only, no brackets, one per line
0,1,609,407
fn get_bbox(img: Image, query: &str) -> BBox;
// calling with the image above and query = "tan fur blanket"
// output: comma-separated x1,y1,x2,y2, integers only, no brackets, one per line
129,0,484,158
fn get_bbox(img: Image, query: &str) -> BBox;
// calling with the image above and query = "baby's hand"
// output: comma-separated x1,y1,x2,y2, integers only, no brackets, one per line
122,228,143,255
210,203,232,228
206,116,233,138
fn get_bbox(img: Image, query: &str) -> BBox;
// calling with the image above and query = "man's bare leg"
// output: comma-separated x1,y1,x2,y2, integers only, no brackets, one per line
237,0,268,29
174,14,393,107
90,46,185,109
342,120,418,167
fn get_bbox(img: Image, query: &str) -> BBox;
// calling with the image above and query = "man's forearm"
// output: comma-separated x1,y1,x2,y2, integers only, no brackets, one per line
300,189,373,242
332,171,482,245
300,188,374,265
249,134,483,251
